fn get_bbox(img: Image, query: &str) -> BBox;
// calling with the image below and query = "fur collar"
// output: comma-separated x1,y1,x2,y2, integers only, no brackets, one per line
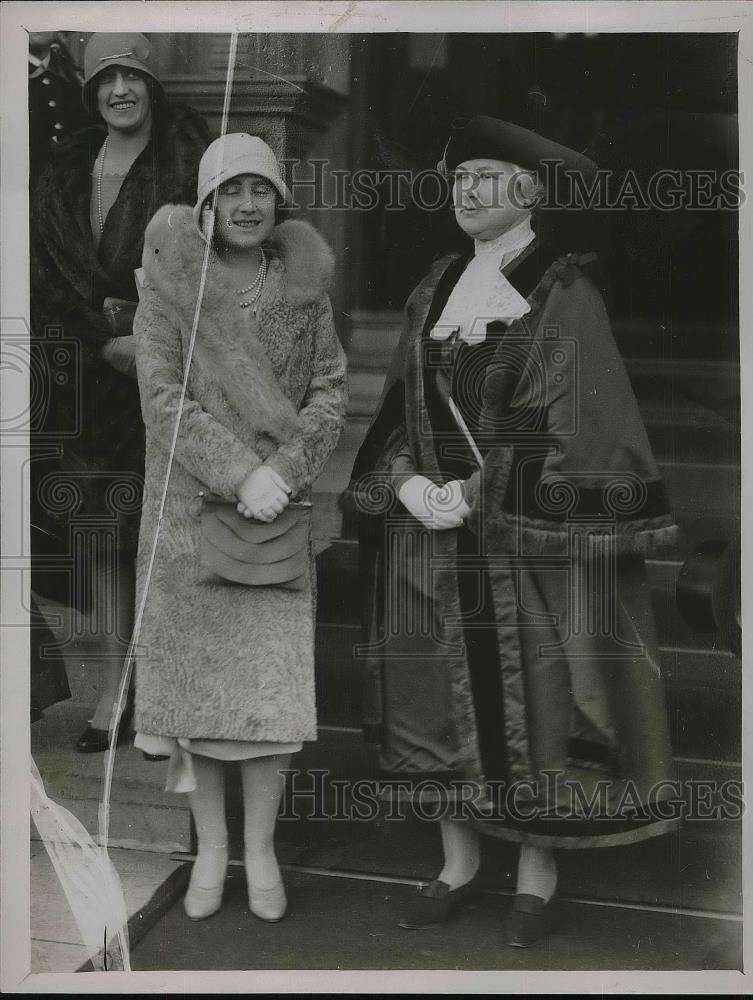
142,204,334,313
139,204,336,445
45,103,208,179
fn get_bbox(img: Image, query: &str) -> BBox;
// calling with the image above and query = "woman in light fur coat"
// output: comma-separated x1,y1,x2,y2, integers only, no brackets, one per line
132,134,347,923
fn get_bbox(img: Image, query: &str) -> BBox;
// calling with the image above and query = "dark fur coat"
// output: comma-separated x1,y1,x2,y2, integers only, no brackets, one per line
30,104,209,550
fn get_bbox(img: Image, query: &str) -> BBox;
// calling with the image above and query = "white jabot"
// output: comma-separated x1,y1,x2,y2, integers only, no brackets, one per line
431,216,535,344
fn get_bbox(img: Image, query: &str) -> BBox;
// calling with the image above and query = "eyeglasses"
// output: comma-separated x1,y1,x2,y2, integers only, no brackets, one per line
450,169,507,185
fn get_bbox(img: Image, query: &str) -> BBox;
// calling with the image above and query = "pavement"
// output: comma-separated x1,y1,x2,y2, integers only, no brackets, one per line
29,719,744,977
130,864,744,973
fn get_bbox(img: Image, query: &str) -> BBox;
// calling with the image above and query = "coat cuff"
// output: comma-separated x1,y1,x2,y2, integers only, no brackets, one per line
264,452,298,495
461,469,481,509
229,453,263,497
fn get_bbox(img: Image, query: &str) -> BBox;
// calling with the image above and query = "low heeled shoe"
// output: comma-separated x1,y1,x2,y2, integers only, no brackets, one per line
76,704,133,754
504,892,556,947
397,871,483,929
183,846,229,920
247,880,287,923
183,881,225,921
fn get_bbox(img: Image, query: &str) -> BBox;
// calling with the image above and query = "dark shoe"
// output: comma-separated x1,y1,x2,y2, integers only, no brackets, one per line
398,872,483,929
141,752,170,762
76,725,111,753
75,704,133,754
504,893,555,948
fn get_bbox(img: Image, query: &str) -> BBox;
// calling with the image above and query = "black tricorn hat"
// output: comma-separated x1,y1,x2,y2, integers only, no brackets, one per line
440,115,598,181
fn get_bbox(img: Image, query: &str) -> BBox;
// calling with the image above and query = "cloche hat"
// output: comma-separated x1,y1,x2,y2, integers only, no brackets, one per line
82,32,163,112
193,133,293,239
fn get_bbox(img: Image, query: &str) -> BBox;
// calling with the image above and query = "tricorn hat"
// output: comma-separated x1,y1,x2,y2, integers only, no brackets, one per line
439,115,598,181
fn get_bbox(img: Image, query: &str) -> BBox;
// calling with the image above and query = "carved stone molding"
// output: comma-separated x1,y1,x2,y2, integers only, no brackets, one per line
163,76,347,160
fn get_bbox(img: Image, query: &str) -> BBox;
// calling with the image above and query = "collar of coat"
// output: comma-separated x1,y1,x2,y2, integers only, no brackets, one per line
142,203,335,317
140,205,336,444
37,106,209,214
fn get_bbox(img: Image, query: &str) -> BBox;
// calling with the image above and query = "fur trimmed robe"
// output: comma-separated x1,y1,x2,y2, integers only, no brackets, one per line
346,238,681,848
133,205,347,743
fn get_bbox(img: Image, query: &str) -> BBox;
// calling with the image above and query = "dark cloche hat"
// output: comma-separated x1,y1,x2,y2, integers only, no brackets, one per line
440,115,598,181
82,32,164,112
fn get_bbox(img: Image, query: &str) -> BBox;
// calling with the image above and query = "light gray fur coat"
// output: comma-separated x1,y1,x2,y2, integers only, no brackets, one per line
133,204,347,742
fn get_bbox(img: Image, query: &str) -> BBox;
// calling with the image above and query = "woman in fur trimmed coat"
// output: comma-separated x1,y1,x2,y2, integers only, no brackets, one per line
132,134,347,923
30,32,209,751
347,117,680,946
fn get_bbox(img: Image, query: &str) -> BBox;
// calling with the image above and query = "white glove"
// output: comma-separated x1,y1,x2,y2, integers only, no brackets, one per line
100,336,137,378
444,480,472,520
236,466,291,522
397,475,469,530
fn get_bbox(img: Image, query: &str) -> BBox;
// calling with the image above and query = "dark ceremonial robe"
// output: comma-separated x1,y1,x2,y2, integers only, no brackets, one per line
346,238,682,848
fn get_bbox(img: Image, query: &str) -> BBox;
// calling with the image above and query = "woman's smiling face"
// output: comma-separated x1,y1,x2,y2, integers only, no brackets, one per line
96,66,152,134
213,174,278,252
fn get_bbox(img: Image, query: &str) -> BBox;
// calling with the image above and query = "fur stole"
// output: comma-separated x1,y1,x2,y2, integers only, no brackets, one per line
142,204,335,442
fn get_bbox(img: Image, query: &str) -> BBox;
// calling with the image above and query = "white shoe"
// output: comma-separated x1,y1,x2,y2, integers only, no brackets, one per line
183,881,224,921
246,877,287,922
183,847,228,920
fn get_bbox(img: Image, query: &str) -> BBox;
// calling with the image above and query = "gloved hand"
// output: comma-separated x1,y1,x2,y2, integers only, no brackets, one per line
397,475,469,530
236,466,292,522
100,336,137,377
444,480,472,520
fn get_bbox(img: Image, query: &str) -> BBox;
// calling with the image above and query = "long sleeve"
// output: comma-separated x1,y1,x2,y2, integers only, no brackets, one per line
30,230,111,355
100,335,137,378
265,295,348,495
134,282,263,500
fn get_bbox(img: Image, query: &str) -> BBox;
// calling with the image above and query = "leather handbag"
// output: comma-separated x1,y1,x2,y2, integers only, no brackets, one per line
102,297,138,338
199,499,311,590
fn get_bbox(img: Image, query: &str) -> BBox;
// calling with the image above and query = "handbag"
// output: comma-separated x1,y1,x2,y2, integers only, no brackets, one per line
199,499,311,590
102,297,138,338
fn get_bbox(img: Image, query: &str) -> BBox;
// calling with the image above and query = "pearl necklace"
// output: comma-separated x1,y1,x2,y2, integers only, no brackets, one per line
96,135,109,234
236,248,268,311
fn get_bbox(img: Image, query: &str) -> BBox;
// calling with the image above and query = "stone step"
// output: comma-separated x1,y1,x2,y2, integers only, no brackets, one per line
31,702,191,853
647,557,740,655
